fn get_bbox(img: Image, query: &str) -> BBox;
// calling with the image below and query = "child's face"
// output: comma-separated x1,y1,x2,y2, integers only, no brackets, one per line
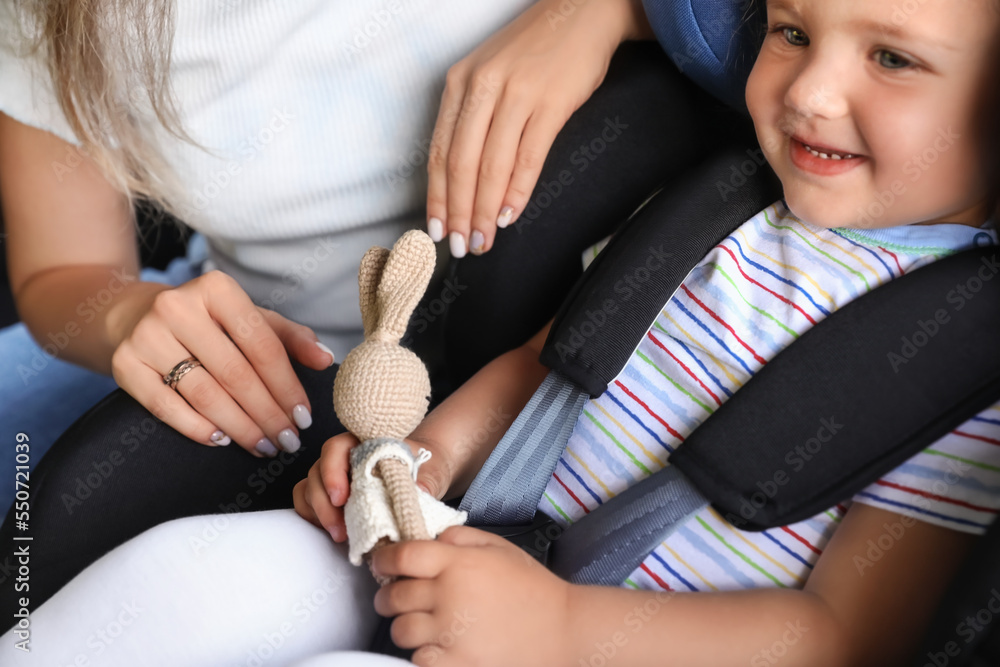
746,0,999,228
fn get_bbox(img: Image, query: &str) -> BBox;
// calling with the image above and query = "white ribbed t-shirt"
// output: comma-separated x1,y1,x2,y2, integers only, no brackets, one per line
0,0,534,356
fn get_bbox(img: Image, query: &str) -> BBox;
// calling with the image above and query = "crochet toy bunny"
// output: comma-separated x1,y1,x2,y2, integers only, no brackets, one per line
333,229,466,583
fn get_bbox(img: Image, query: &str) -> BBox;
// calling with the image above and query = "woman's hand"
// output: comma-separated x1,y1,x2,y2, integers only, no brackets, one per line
426,0,652,257
292,432,454,541
109,270,336,457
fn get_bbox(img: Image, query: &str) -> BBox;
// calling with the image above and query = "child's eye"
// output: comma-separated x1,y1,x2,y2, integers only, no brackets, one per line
780,26,809,46
875,49,913,69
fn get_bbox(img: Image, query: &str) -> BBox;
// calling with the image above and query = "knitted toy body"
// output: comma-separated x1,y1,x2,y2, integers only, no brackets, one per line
344,438,466,583
333,230,467,581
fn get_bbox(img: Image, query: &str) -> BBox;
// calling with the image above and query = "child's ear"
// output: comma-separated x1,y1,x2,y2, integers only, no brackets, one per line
358,246,391,338
372,230,437,343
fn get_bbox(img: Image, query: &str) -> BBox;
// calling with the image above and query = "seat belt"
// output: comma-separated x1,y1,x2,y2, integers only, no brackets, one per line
459,147,781,524
459,370,590,525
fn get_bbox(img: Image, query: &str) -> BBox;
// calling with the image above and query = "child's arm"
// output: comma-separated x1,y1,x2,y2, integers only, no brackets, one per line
371,503,977,667
408,320,552,498
293,321,552,536
560,503,977,666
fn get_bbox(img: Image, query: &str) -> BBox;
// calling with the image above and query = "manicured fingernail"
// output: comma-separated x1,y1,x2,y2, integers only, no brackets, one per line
255,437,278,457
427,217,444,242
210,430,231,446
293,404,312,429
315,341,335,367
278,428,301,453
497,206,514,229
469,230,485,255
449,231,467,258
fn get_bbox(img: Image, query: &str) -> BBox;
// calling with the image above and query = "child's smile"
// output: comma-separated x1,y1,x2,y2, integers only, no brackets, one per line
788,134,865,176
746,0,999,229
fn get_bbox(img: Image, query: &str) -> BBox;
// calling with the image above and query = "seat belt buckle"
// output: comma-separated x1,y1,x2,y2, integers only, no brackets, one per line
474,513,562,568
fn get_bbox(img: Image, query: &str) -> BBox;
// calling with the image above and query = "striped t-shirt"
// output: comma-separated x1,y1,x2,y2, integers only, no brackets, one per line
537,202,1000,593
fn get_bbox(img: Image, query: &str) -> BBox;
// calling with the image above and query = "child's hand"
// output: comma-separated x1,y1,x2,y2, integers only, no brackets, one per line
426,0,651,257
292,432,454,542
371,526,574,667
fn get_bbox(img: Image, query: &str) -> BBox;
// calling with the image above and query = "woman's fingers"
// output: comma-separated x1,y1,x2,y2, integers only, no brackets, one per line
111,351,228,448
200,273,312,428
426,67,469,244
500,106,568,229
179,328,301,455
145,280,303,454
116,316,272,456
112,271,321,458
150,348,275,456
260,307,335,370
425,0,626,257
442,68,501,258
466,90,534,255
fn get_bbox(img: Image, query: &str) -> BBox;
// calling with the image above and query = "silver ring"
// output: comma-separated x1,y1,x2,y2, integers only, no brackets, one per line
163,357,202,390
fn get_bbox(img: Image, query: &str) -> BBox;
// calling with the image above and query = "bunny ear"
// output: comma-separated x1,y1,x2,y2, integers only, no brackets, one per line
358,245,391,338
373,230,437,343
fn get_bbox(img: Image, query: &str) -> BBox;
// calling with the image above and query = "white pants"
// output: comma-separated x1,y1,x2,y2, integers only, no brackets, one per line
0,510,410,666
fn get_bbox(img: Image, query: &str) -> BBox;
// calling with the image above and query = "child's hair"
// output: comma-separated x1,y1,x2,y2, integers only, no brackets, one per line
14,0,189,218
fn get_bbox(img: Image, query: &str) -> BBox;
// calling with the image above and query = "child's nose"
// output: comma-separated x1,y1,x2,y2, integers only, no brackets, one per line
784,55,850,120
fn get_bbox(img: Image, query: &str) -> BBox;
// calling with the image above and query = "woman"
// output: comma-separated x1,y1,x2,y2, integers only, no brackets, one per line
0,0,741,619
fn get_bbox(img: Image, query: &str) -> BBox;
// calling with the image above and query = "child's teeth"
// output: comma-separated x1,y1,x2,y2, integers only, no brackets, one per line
804,143,854,160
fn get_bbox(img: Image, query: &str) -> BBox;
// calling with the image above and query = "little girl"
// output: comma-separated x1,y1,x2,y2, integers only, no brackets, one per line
4,0,999,665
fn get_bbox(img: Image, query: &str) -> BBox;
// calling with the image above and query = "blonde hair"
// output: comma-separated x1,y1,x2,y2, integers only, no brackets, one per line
15,0,190,217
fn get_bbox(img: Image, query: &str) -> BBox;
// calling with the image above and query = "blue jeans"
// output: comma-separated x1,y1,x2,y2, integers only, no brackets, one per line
1,234,208,516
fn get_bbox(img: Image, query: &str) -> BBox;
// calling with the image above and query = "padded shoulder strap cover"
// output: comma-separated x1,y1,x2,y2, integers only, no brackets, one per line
540,147,782,396
669,245,1000,530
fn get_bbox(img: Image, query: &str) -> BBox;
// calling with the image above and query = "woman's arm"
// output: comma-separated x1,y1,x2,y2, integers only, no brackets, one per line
1,112,333,455
0,111,163,374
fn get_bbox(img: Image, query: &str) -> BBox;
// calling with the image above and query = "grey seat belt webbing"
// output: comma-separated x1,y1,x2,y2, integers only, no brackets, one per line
549,464,709,585
460,370,589,525
459,368,708,588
